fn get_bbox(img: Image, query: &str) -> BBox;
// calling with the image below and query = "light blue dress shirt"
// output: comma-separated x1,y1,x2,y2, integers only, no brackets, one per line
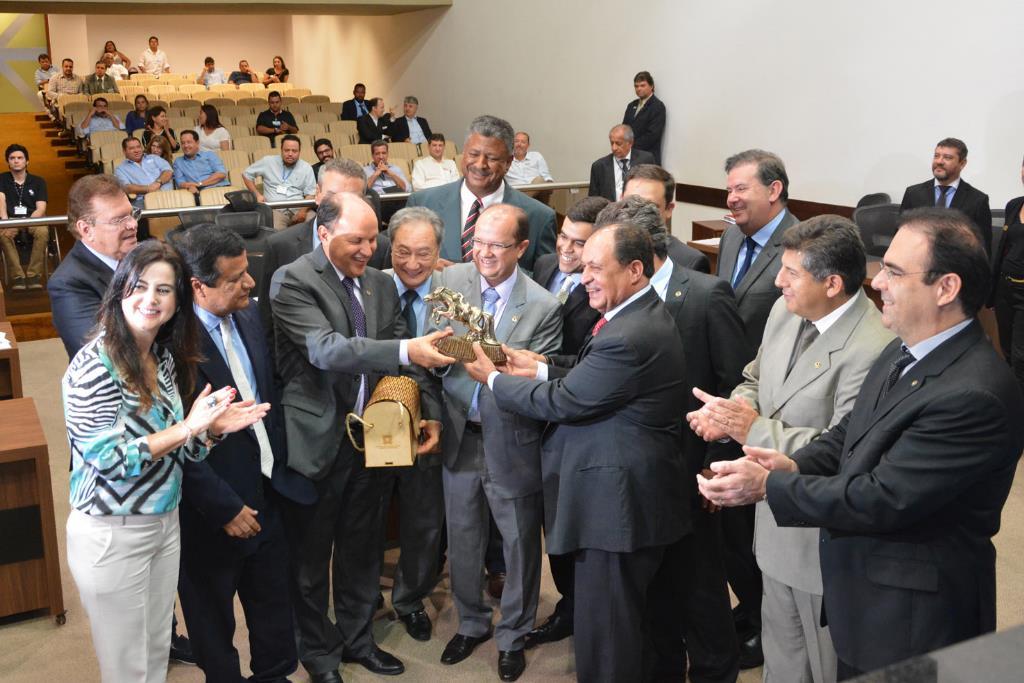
194,304,261,402
392,274,433,336
174,151,229,188
730,209,789,286
115,154,173,208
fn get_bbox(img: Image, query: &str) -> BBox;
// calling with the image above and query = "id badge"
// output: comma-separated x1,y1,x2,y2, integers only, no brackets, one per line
14,205,27,216
272,119,281,128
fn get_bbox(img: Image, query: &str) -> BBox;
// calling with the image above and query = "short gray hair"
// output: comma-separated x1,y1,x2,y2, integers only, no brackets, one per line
388,206,442,247
465,115,514,157
595,195,669,260
724,149,789,202
781,215,866,296
611,124,634,142
318,157,366,187
403,95,418,106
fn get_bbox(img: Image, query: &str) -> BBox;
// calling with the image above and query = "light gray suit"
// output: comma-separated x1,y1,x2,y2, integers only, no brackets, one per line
427,262,562,651
730,291,894,683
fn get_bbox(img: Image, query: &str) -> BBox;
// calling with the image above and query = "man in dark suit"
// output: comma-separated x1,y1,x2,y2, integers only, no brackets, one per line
405,114,556,271
269,192,452,683
356,97,392,144
625,163,710,273
464,222,691,682
176,226,317,682
622,71,666,164
699,208,1024,681
588,124,655,202
340,82,369,121
899,137,992,255
257,159,391,335
48,174,137,359
715,148,798,666
387,95,432,144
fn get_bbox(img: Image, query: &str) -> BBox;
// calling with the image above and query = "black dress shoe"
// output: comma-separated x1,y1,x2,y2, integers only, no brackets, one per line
738,632,764,670
399,609,432,641
498,649,526,681
310,670,343,683
342,646,405,676
486,572,506,600
524,613,573,649
169,632,197,665
440,632,492,665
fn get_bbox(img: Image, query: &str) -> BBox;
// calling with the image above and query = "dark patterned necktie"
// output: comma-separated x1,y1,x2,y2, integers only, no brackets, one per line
462,198,482,261
341,277,366,337
881,345,916,398
935,185,950,208
401,289,418,336
732,237,758,288
618,159,629,198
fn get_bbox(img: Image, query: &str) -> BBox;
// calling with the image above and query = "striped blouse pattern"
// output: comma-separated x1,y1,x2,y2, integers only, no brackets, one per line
63,336,208,516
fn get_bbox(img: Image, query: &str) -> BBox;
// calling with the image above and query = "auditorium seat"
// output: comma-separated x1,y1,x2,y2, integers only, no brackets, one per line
301,122,328,137
225,124,253,140
389,142,418,159
237,97,266,107
390,158,413,177
149,99,170,110
144,189,197,239
95,141,125,165
320,102,343,116
172,99,201,112
177,84,204,96
191,91,218,103
340,144,373,165
288,102,320,118
89,130,125,151
327,131,353,149
199,186,245,206
298,93,325,103
232,136,272,154
218,150,252,170
207,97,234,108
328,120,357,138
210,83,236,93
274,83,294,93
239,82,265,93
280,96,299,105
148,84,175,98
305,111,339,125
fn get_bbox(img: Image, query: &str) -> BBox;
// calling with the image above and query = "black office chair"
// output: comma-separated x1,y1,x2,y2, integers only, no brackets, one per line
853,203,901,259
855,192,892,209
220,189,275,231
214,212,275,291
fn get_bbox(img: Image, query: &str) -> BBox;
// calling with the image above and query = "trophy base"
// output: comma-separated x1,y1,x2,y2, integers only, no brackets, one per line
437,337,506,364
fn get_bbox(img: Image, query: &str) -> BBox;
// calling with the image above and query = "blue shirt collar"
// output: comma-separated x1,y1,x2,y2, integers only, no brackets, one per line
905,318,973,365
749,208,788,248
393,274,433,299
649,259,674,300
193,303,227,336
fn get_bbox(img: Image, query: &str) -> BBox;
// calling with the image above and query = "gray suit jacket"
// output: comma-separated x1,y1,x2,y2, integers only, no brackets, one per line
732,292,893,594
716,208,799,351
269,249,440,481
427,263,562,498
405,180,556,272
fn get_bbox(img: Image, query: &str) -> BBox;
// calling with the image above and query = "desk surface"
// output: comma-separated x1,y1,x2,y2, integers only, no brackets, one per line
0,398,46,463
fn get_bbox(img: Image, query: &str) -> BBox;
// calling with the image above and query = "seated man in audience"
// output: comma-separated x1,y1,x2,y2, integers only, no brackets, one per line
341,82,369,120
506,131,553,185
228,59,259,86
255,91,299,147
78,97,124,140
900,136,992,255
44,58,83,111
311,137,333,181
196,56,226,87
0,144,49,291
588,124,655,201
114,136,172,210
34,53,59,105
412,133,459,190
102,52,128,81
242,134,315,229
174,130,229,196
357,97,392,144
387,96,432,144
83,60,118,95
364,140,408,195
138,35,171,77
624,164,710,273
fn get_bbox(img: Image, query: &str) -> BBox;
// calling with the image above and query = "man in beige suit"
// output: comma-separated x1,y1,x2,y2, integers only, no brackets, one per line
688,214,894,683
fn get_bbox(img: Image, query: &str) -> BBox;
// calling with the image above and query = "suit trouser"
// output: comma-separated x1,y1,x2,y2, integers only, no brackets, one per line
761,574,836,683
379,461,445,616
0,226,49,279
443,427,542,651
721,503,762,629
284,447,385,675
995,276,1024,393
66,508,180,683
547,551,575,619
574,544,665,683
647,510,739,683
178,501,298,683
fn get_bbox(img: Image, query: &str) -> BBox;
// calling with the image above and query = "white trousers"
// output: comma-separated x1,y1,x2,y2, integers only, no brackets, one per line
67,508,180,683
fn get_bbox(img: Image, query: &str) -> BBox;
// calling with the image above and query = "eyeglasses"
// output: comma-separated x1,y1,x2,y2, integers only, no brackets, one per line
876,265,934,281
94,207,142,230
472,238,517,252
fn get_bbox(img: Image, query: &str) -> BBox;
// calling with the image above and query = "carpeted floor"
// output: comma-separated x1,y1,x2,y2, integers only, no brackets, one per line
2,337,1022,682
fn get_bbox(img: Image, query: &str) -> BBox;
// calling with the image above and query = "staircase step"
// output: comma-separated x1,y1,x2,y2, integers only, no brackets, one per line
56,149,80,158
64,160,90,170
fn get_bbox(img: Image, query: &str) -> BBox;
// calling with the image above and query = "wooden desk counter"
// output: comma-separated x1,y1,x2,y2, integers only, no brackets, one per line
0,321,23,400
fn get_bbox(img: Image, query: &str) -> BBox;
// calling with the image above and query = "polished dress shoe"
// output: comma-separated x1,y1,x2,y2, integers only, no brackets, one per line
498,649,526,681
342,646,405,676
486,571,506,600
738,631,764,669
309,670,342,683
440,632,492,665
398,609,432,641
169,632,196,665
524,613,573,649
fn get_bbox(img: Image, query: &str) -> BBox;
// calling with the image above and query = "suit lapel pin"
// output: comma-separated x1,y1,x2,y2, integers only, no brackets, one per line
674,290,682,298
511,315,520,322
911,380,919,387
364,288,372,296
814,361,822,368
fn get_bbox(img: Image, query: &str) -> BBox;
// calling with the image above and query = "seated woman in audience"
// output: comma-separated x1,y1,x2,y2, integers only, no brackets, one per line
262,55,289,85
125,94,149,135
100,40,132,71
996,158,1024,395
195,104,231,152
148,134,175,166
63,239,268,683
142,106,180,152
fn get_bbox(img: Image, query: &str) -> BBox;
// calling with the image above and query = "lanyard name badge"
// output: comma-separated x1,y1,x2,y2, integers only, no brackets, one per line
13,182,27,216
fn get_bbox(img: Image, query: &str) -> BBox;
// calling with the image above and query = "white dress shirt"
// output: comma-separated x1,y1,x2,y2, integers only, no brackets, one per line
460,181,505,230
506,151,553,185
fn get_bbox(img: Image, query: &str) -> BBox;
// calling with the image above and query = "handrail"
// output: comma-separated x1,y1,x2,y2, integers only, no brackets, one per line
0,180,590,229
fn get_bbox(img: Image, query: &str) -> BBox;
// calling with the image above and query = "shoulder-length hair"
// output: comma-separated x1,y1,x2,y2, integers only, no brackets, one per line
199,103,223,130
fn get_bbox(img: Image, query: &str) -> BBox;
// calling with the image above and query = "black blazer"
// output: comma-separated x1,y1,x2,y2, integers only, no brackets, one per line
357,113,392,144
340,98,369,121
900,179,992,255
387,116,432,143
667,235,710,274
766,322,1024,671
622,94,666,164
588,149,656,202
531,253,601,366
180,302,316,556
47,240,115,359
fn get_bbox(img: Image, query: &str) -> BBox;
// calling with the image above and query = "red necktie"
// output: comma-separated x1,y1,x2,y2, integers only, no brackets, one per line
591,317,608,336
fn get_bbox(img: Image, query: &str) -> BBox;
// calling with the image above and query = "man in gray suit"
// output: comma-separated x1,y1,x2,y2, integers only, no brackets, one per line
715,149,799,663
464,222,690,682
429,204,562,682
405,114,556,272
690,215,894,683
269,192,453,683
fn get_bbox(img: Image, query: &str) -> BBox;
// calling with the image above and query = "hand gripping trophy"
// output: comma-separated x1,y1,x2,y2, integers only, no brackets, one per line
423,286,507,363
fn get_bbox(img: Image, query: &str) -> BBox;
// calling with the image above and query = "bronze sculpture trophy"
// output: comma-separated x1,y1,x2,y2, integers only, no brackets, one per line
423,286,507,364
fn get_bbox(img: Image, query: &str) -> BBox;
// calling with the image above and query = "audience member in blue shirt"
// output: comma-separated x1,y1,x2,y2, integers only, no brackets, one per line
78,97,124,138
115,137,173,208
125,94,149,135
173,131,228,194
